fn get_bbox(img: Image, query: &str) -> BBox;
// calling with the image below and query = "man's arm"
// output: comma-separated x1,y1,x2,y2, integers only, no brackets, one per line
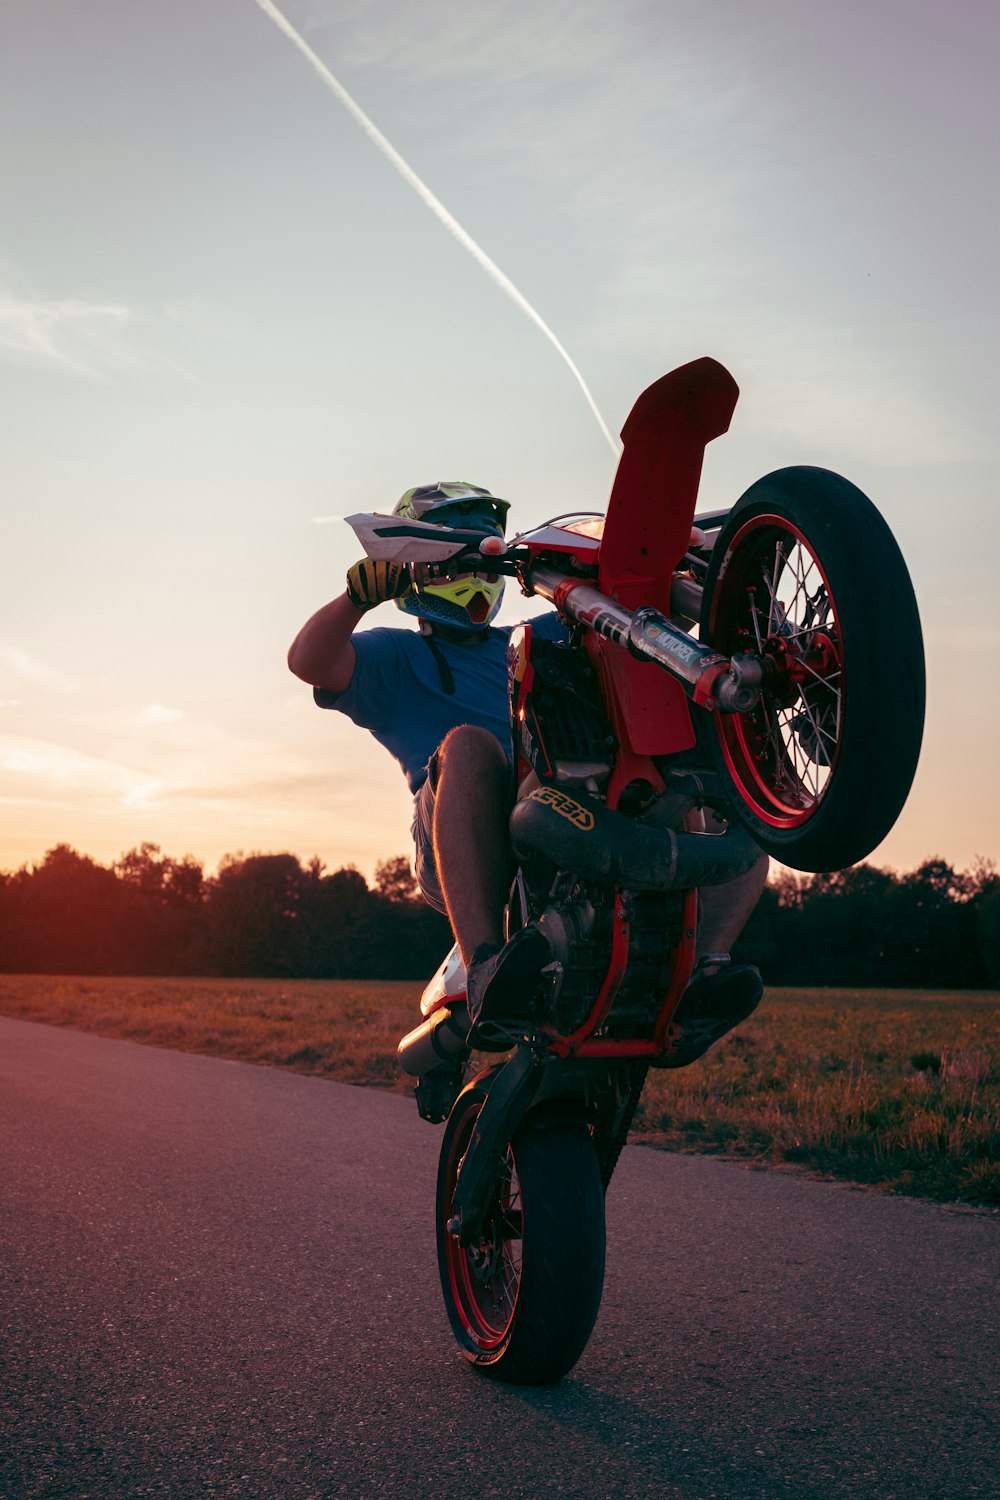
287,558,412,694
287,593,363,694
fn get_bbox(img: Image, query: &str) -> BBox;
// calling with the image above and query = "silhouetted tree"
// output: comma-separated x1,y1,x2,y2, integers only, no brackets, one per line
374,855,419,902
976,891,1000,986
883,859,985,988
0,844,125,973
114,843,205,973
205,853,310,977
301,865,377,977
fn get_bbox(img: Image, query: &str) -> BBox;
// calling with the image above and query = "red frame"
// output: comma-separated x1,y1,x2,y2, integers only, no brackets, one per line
433,360,741,1061
545,362,735,1059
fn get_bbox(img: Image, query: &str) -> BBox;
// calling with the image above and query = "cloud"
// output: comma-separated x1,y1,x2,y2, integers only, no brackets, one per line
141,704,185,724
0,284,193,381
159,769,384,806
311,515,338,525
1,736,142,790
121,780,166,810
0,289,127,377
0,645,76,694
0,290,127,375
0,646,54,678
294,0,619,76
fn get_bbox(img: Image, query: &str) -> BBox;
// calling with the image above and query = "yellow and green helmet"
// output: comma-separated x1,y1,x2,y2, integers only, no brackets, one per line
393,482,510,631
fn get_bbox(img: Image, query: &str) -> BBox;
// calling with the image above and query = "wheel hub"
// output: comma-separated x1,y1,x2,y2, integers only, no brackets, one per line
468,1225,503,1283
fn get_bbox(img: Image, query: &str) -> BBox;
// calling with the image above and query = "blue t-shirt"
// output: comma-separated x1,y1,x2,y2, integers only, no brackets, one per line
315,614,567,794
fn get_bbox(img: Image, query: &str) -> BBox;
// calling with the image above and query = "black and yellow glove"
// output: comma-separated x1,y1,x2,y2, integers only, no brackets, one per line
345,558,412,612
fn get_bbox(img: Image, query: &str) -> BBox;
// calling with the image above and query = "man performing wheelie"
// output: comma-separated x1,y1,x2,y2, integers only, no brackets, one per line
287,482,767,1063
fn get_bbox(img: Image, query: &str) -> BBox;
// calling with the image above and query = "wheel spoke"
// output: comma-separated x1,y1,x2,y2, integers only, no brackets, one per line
719,519,846,819
796,657,842,693
767,540,786,633
748,591,765,651
790,545,808,622
775,704,812,799
500,1250,520,1308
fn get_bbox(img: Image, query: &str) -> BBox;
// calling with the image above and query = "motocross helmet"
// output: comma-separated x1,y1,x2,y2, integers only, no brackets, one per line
393,482,509,631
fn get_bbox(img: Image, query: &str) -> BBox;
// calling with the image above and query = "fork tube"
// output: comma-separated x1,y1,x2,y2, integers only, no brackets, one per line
531,564,707,646
529,564,729,699
529,564,633,646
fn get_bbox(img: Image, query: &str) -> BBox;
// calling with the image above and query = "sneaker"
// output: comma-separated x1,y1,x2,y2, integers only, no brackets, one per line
466,926,550,1047
656,960,763,1069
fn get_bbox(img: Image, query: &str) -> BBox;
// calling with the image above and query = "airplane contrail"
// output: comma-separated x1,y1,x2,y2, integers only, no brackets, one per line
250,0,622,459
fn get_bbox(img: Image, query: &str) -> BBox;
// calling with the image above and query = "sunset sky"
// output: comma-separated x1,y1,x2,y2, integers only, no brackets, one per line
1,0,996,883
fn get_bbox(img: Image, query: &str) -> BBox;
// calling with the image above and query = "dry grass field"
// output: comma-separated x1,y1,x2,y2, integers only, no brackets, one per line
0,974,996,1205
634,987,1000,1206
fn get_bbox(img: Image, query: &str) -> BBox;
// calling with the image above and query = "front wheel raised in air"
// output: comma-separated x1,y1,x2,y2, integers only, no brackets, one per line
700,466,924,872
436,1073,605,1385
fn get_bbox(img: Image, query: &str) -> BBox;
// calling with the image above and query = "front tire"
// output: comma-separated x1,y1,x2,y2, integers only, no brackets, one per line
436,1074,605,1384
700,466,924,871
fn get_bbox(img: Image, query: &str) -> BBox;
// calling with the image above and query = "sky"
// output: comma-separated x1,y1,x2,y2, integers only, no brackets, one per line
1,0,997,883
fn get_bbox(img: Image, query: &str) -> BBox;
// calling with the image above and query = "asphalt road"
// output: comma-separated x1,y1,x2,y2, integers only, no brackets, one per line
0,1016,996,1500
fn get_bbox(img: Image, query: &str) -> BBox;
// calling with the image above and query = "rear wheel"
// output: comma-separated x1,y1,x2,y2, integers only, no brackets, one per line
436,1074,605,1384
700,466,924,871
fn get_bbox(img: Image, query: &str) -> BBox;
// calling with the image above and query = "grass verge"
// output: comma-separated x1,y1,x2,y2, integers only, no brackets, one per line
635,987,999,1207
0,975,996,1206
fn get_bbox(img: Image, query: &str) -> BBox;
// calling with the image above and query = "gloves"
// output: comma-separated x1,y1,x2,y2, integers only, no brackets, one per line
346,558,411,611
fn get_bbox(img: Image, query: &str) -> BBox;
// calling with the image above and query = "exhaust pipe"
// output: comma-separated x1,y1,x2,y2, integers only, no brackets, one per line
398,1003,470,1078
510,786,762,890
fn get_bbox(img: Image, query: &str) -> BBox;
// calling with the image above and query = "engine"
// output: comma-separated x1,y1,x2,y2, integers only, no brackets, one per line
517,870,681,1039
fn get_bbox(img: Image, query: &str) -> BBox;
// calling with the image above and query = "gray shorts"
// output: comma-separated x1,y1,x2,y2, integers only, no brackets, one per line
410,747,516,917
410,755,447,915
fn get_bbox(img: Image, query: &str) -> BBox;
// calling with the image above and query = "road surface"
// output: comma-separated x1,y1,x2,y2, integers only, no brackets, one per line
0,1015,996,1499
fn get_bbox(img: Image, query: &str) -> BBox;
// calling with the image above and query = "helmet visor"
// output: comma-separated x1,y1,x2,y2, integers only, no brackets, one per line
404,488,509,534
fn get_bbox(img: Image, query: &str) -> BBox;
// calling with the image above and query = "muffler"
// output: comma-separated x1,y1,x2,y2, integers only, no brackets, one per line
397,1003,470,1079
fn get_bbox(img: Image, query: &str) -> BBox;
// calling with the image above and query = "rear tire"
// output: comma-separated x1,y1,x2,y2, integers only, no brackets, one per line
436,1074,605,1384
700,466,924,871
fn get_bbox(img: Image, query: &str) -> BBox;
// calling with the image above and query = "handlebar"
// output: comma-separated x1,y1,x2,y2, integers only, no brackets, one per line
418,544,763,715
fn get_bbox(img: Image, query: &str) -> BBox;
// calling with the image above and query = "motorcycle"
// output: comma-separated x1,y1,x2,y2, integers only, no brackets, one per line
348,357,925,1384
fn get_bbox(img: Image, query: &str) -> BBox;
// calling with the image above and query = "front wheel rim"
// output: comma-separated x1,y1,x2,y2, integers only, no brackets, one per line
442,1112,523,1352
710,513,845,828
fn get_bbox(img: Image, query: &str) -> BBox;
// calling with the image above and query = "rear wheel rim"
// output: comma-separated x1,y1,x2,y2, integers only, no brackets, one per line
443,1112,523,1351
710,514,845,828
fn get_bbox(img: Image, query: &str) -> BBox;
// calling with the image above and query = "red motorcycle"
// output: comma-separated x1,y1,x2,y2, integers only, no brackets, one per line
351,357,924,1384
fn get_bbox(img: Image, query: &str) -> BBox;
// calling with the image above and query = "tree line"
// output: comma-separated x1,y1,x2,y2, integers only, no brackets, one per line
735,856,1000,989
0,843,997,987
0,844,450,980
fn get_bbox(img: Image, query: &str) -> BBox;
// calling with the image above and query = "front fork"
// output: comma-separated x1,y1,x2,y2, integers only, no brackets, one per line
447,1049,646,1245
447,1047,542,1247
530,566,764,714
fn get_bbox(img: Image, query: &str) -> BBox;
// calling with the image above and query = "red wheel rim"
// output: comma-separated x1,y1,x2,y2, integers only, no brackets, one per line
708,514,844,828
443,1111,523,1351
